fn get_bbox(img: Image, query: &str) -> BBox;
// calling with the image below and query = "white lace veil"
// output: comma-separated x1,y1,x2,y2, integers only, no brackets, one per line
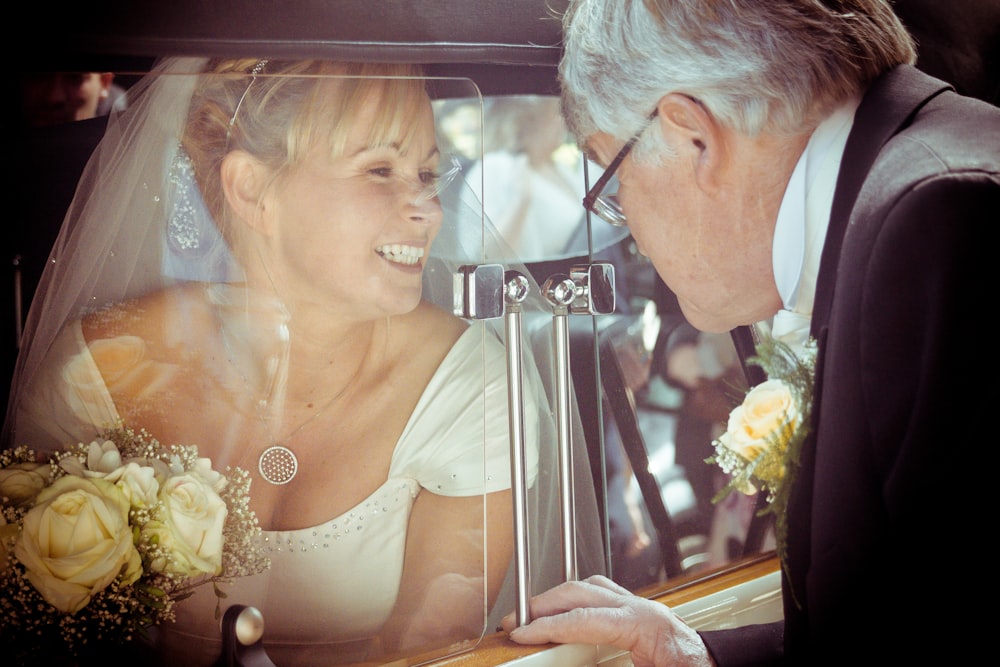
2,56,605,660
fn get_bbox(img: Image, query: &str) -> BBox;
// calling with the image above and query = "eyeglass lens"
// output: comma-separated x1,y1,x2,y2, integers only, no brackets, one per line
592,191,626,227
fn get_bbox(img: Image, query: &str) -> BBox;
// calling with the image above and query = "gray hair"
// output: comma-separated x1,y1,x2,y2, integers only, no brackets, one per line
559,0,916,155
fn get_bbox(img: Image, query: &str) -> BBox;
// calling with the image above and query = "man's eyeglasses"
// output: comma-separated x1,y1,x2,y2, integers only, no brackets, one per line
582,109,658,227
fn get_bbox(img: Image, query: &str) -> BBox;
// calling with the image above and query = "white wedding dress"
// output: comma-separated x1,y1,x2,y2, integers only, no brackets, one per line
14,320,536,665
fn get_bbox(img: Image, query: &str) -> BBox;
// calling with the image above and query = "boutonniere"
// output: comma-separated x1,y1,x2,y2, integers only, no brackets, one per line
707,336,816,582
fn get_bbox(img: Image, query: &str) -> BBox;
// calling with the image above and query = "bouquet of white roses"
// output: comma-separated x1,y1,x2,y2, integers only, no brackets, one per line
0,424,270,664
707,336,816,572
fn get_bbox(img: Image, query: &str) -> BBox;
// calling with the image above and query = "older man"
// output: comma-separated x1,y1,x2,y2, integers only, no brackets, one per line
504,1,1000,664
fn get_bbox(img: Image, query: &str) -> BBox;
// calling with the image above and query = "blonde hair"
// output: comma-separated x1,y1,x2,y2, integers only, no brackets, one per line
182,59,430,229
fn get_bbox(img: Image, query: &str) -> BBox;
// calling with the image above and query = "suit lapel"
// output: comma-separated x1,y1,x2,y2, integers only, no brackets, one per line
784,65,952,628
810,65,952,335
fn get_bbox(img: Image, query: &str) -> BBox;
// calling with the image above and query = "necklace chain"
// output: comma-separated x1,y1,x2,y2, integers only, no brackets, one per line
254,378,355,484
219,312,361,485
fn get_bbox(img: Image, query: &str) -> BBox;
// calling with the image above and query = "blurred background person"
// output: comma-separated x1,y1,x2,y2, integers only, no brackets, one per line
464,95,587,261
17,71,126,128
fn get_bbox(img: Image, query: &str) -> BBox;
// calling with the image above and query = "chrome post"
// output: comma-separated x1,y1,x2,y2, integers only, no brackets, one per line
454,264,533,627
568,263,616,317
542,274,578,582
503,270,532,626
541,262,616,583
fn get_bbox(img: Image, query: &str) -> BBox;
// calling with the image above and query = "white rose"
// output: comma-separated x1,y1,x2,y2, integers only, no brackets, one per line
124,455,173,483
105,461,160,508
86,439,124,473
189,457,228,493
58,439,123,478
719,378,801,460
13,476,142,613
167,454,185,476
143,472,227,577
0,461,50,506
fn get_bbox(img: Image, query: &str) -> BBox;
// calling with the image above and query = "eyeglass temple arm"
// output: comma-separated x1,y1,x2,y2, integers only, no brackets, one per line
581,109,659,210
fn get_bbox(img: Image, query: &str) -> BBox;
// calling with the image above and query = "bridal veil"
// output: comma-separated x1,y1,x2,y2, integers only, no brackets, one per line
3,56,606,661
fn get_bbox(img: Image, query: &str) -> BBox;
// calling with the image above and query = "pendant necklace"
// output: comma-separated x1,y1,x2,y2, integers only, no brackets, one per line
256,377,356,485
218,301,363,486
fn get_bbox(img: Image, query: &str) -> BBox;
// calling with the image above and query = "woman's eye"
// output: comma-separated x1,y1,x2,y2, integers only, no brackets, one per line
420,170,439,185
368,166,394,179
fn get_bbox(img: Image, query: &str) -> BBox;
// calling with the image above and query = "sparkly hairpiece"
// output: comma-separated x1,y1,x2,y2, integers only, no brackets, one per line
225,59,269,150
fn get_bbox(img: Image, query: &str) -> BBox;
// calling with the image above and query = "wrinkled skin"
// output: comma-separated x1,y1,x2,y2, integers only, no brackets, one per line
501,575,715,667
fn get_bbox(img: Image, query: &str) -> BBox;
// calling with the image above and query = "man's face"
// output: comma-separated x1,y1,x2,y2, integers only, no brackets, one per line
20,72,113,127
586,129,780,333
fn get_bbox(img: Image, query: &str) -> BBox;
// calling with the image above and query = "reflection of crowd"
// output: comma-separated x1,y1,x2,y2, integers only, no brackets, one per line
464,96,589,260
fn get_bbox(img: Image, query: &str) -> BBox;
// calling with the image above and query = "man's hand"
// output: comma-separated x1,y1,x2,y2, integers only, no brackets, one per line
501,575,715,667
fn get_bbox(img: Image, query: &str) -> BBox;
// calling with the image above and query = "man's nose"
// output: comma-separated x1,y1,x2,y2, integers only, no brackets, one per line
45,75,71,103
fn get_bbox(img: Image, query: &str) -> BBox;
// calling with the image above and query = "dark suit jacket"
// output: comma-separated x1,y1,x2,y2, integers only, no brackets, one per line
701,65,1000,664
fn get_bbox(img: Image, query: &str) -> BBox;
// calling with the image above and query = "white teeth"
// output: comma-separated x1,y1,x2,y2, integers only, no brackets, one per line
376,244,425,266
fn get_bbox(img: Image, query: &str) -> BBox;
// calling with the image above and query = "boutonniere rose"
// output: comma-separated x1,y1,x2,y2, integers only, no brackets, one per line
708,336,816,586
715,378,803,494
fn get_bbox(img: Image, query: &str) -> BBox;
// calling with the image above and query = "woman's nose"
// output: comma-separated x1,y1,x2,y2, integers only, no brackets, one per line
405,190,444,224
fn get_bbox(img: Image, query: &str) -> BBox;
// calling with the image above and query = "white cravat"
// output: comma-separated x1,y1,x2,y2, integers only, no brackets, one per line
770,96,860,354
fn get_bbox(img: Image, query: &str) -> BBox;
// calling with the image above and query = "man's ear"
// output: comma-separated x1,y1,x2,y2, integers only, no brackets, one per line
655,93,725,190
220,151,272,233
98,73,115,98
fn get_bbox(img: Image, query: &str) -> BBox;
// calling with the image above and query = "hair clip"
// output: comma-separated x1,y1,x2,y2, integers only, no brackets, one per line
225,59,269,150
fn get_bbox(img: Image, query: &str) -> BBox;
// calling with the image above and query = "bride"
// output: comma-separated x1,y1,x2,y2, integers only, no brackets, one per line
4,58,604,664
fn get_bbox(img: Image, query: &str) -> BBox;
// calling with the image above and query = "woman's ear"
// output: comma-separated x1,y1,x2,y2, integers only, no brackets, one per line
655,93,725,191
220,151,273,233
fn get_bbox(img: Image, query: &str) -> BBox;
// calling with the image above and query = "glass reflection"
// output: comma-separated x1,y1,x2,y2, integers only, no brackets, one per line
1,75,770,667
447,94,772,596
3,65,609,667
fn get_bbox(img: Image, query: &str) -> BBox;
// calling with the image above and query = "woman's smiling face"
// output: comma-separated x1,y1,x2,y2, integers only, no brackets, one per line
260,79,444,321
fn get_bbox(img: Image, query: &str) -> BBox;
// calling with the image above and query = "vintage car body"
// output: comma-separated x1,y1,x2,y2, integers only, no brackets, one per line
11,1,994,665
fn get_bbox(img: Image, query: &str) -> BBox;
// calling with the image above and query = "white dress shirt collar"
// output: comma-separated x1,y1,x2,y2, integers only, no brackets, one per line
769,96,860,350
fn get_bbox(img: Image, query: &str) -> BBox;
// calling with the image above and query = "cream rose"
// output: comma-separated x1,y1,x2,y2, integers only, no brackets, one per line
144,472,227,577
188,457,228,493
0,461,50,506
13,476,142,613
719,379,801,461
59,439,123,478
106,461,161,508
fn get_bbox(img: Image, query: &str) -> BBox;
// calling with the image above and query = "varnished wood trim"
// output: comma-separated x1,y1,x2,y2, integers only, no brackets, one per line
367,553,781,667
